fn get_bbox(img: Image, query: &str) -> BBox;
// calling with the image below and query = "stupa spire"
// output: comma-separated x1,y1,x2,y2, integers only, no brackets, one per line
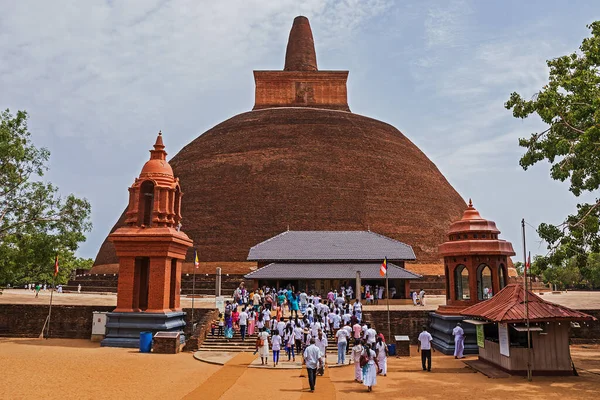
150,130,167,161
284,16,318,71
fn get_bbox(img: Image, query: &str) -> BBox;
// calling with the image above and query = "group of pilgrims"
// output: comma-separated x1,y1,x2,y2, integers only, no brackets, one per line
215,284,389,392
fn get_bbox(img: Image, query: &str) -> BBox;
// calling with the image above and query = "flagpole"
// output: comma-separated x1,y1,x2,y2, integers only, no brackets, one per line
522,219,532,381
191,262,196,331
385,264,391,343
46,270,56,340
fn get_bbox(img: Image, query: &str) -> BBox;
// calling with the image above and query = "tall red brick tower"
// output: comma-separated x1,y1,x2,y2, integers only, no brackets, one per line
102,132,193,348
430,200,515,354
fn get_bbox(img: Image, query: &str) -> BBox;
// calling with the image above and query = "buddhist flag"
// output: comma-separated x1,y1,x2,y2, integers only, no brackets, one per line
194,250,200,269
380,257,387,277
526,252,531,271
54,254,59,276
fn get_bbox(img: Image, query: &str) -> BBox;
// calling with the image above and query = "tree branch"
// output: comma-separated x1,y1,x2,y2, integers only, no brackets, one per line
559,114,586,134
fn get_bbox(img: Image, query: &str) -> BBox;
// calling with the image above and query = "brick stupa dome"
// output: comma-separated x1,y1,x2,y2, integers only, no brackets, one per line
91,16,467,274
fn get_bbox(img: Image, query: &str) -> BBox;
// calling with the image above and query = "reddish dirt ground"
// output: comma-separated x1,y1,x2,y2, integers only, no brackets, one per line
1,340,598,399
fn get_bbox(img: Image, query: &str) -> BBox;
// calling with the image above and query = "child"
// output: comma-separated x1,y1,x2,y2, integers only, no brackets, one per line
217,313,224,336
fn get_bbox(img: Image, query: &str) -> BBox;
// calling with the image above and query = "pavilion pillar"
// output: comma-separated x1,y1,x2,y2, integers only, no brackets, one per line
114,257,136,312
355,270,361,302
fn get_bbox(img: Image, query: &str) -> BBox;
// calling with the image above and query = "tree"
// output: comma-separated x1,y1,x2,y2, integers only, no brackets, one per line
505,21,600,266
0,109,92,285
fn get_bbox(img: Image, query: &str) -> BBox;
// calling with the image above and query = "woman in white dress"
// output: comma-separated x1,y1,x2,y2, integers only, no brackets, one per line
375,336,388,376
362,343,380,392
257,327,270,365
352,339,364,383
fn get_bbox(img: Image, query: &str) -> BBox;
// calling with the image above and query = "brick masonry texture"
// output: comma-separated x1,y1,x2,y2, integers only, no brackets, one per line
0,305,216,340
0,306,596,345
93,107,467,271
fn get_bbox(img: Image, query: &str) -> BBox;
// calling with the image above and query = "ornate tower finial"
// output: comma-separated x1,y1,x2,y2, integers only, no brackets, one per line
468,198,473,208
284,16,318,71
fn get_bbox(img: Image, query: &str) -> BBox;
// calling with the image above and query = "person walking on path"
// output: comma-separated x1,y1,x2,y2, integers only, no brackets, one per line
362,343,380,392
419,289,426,306
417,325,434,371
314,329,328,374
336,322,349,364
271,330,282,367
412,291,418,306
34,283,41,298
352,339,364,383
453,322,465,359
257,327,270,365
284,325,296,362
375,336,388,376
303,338,324,393
238,308,248,341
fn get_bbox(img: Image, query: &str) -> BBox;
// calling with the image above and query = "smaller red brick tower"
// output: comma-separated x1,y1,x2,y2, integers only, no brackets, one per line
430,200,515,355
437,199,515,314
102,132,193,348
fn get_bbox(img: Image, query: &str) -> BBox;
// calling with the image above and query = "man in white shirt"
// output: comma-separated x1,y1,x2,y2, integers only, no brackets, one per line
346,286,354,301
303,339,324,392
276,317,286,337
365,323,377,345
238,309,248,341
314,330,328,373
335,325,349,364
417,325,434,371
412,291,418,306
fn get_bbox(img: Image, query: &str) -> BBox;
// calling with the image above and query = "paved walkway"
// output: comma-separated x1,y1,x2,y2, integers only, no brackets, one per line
183,353,257,400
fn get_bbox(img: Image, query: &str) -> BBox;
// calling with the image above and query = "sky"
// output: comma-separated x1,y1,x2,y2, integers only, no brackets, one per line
1,0,599,262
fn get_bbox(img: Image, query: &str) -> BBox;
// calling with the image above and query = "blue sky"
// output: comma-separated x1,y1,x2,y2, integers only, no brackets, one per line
1,0,598,261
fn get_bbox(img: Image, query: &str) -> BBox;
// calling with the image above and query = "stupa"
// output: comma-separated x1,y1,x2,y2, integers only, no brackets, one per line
91,16,470,291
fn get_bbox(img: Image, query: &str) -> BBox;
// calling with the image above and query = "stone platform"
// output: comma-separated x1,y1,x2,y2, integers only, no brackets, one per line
101,311,186,348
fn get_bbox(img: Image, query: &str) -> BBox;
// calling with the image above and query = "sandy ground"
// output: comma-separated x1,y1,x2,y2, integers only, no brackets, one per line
1,339,598,400
3,289,600,310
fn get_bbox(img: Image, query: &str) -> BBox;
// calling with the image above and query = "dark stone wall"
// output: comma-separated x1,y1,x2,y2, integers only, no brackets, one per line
0,304,217,340
364,310,430,344
0,304,115,339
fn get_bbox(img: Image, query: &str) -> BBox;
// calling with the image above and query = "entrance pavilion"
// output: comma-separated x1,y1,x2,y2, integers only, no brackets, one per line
245,231,420,299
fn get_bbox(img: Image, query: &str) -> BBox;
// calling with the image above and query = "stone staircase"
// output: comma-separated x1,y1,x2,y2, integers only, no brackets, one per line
198,330,340,353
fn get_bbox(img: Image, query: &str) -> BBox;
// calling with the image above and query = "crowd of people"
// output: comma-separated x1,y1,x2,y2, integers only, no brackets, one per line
208,283,468,393
210,283,391,392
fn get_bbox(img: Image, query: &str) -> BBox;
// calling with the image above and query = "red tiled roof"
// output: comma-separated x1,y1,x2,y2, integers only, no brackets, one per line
461,284,596,323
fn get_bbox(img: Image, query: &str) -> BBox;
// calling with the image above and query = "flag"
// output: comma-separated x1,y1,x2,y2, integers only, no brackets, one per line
54,254,59,276
380,257,387,277
194,250,199,269
526,252,531,272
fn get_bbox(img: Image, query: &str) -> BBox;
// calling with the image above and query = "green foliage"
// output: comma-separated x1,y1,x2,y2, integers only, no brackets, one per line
505,21,600,267
0,109,92,285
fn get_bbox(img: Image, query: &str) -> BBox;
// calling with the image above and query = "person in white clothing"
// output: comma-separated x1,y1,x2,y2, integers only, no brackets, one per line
366,323,377,345
314,330,328,374
271,330,282,366
303,339,324,392
257,327,270,365
238,309,248,341
417,325,434,371
362,343,379,392
375,336,388,376
453,322,465,359
352,339,364,383
336,325,349,364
